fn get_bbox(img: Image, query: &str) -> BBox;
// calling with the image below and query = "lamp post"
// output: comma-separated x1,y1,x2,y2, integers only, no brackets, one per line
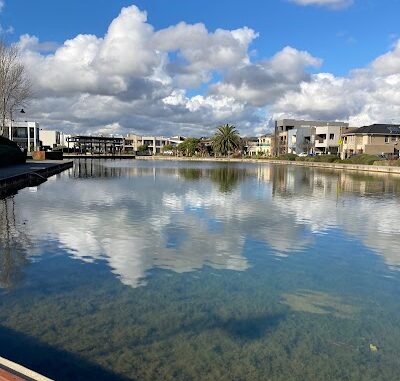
9,108,25,141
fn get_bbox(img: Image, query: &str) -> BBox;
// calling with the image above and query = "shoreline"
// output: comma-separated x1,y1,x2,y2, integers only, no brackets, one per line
135,156,400,174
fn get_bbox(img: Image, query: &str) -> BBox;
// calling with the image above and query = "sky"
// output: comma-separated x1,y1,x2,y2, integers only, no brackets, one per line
1,0,400,136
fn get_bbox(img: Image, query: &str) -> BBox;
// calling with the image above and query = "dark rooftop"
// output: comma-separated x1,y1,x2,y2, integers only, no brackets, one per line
347,124,400,135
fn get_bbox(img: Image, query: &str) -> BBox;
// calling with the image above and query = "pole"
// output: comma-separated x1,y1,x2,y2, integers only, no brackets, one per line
8,109,12,141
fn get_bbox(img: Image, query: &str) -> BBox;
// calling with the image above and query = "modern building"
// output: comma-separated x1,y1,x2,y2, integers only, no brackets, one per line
314,125,355,155
123,134,185,154
40,129,67,150
248,135,274,156
66,135,124,155
275,119,349,156
341,124,400,159
287,127,313,155
3,121,40,152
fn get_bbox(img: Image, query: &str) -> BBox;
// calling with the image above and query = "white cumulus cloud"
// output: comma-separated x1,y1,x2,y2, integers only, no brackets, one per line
15,3,400,137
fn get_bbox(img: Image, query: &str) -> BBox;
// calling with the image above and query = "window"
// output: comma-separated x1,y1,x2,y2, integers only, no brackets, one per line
14,127,27,138
385,136,390,143
330,134,335,140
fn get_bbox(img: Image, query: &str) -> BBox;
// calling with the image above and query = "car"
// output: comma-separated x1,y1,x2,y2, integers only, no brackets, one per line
298,152,308,157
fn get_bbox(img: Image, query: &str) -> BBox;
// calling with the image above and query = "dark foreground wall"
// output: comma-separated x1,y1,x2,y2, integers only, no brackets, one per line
0,136,26,168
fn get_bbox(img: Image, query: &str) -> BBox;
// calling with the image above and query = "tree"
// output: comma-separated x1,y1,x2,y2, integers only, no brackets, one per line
162,144,174,153
137,144,149,153
212,124,241,157
177,138,200,156
0,40,32,136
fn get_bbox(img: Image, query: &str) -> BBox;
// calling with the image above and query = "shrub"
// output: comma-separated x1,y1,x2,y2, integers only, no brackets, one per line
343,154,383,165
277,153,297,161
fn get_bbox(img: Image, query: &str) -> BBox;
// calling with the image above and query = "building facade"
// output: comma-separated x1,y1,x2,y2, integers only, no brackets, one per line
123,134,185,154
341,124,400,159
314,126,355,155
275,119,349,156
248,135,274,156
3,121,40,152
40,130,65,150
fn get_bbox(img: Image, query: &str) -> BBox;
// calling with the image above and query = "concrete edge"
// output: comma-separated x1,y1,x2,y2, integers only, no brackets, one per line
135,156,400,174
0,357,54,381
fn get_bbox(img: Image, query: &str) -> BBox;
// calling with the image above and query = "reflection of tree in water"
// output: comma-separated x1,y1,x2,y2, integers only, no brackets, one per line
178,168,202,181
179,166,245,193
209,167,243,193
0,197,30,289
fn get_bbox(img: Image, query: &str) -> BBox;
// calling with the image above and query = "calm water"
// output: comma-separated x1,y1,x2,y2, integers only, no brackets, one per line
1,159,400,381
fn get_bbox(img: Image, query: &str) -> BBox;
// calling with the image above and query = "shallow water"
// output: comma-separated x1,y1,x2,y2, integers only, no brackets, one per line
1,159,400,380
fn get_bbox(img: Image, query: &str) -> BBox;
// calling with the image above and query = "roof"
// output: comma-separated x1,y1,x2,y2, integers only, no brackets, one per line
346,124,400,135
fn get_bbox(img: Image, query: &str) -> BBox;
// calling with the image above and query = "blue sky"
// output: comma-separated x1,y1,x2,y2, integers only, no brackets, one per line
1,0,400,135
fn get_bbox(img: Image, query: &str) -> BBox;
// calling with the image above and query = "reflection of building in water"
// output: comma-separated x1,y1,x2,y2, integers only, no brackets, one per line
0,198,30,289
256,165,273,183
268,166,400,267
71,159,126,178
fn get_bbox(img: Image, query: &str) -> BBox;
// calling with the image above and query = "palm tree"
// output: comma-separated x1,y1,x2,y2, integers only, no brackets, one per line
212,124,241,157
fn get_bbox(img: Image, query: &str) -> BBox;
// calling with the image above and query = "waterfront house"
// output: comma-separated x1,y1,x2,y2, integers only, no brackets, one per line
275,119,349,156
123,134,185,154
341,124,400,159
313,125,355,155
248,135,274,156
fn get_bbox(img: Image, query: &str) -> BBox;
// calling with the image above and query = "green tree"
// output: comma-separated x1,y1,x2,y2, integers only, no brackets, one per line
177,138,200,156
162,144,174,153
137,144,149,153
212,124,241,157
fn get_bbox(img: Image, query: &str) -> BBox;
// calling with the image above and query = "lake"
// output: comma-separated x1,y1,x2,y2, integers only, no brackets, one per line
1,159,400,381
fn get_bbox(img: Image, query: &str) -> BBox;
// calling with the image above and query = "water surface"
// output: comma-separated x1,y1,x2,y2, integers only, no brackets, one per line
1,160,400,380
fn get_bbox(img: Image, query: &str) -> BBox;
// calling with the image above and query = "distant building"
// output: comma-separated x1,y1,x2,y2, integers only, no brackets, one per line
40,129,67,150
3,121,40,152
341,124,400,159
248,135,274,156
123,134,185,154
275,119,349,156
66,135,124,154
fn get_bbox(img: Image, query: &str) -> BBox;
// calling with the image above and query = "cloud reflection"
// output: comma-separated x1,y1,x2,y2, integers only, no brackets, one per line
7,161,400,288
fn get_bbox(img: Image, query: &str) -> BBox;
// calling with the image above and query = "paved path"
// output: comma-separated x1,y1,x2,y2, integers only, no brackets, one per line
0,161,69,181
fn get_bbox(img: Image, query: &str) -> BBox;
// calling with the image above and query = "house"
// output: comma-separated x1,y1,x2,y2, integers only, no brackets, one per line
341,124,400,159
313,126,355,155
123,134,185,154
275,119,349,156
248,135,274,156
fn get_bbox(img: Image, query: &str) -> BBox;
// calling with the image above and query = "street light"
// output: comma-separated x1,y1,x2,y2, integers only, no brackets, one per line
9,108,27,149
